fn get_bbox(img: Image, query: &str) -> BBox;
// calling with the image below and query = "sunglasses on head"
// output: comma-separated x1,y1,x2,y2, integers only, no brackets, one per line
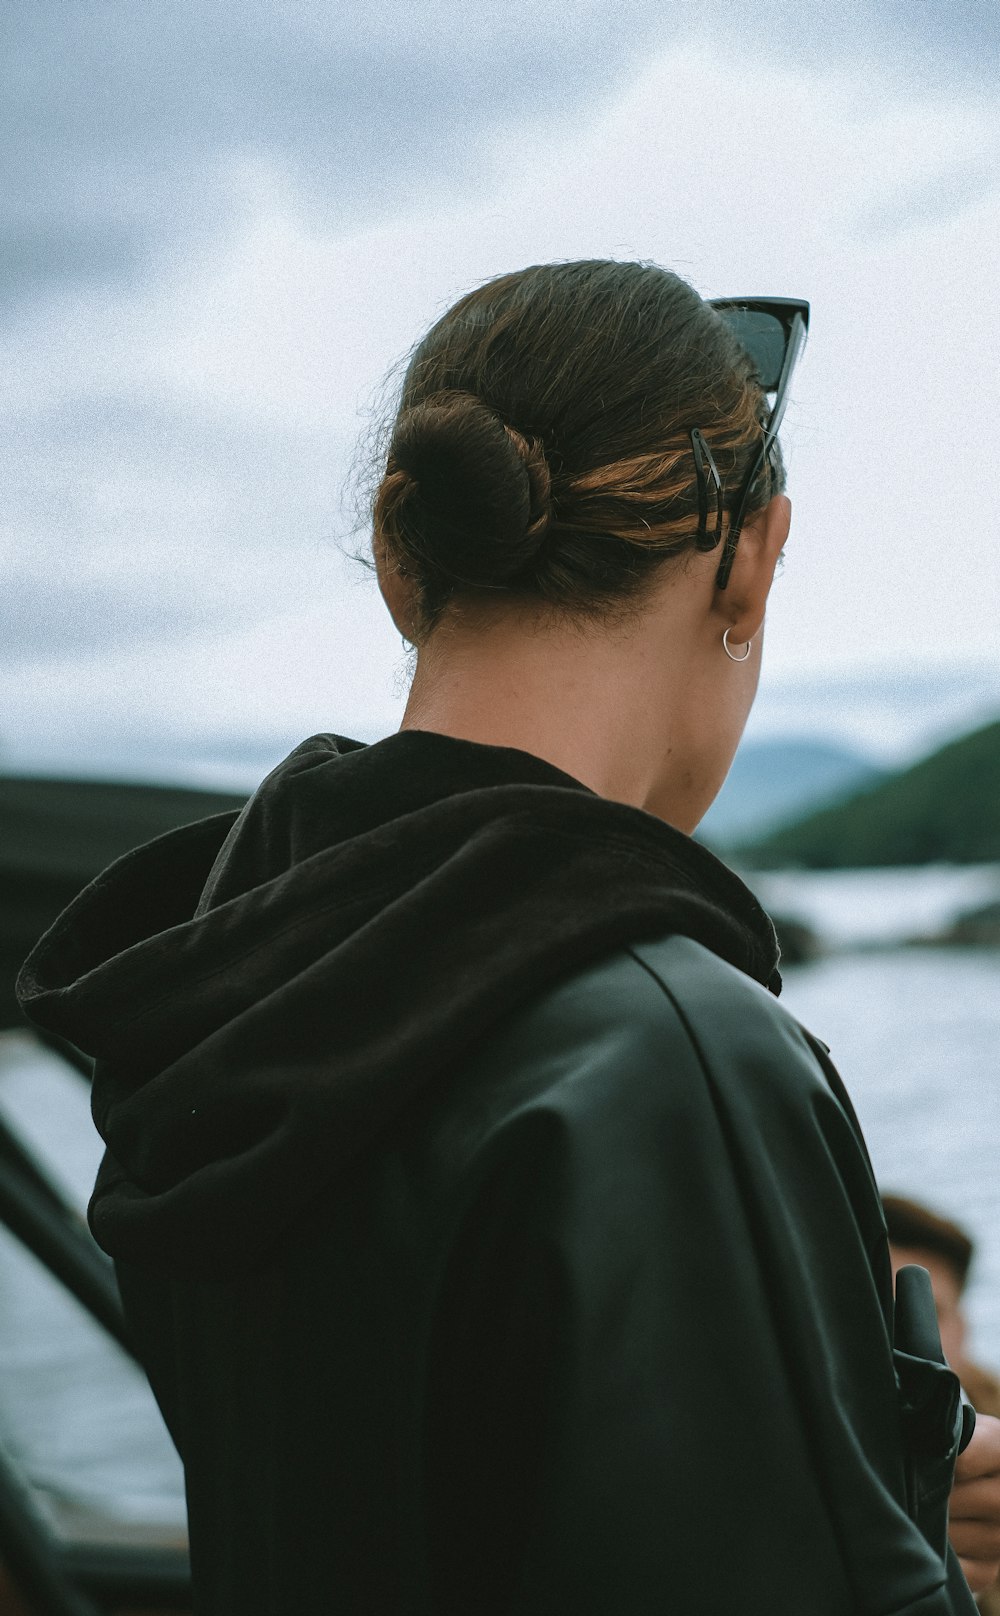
691,296,810,589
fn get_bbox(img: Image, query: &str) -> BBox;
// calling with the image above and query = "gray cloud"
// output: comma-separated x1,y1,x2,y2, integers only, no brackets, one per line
1,568,234,660
5,1,997,312
881,0,1000,79
2,389,351,662
850,158,998,239
694,0,998,83
3,2,666,309
1,537,341,664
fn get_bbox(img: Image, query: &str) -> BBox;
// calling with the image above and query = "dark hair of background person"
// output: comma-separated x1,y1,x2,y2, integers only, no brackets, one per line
371,260,781,638
882,1192,975,1290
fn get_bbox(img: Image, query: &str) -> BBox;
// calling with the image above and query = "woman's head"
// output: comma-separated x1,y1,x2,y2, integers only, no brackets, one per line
369,259,793,832
372,259,779,638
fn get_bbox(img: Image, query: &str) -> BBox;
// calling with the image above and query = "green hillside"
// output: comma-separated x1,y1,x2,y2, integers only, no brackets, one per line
738,718,1000,869
0,776,246,1030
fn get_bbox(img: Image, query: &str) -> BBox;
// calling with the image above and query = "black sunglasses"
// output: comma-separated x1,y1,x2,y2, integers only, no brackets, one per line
693,297,810,589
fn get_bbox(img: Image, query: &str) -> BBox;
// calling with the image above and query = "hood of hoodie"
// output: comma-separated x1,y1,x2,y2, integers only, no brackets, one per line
17,730,781,1277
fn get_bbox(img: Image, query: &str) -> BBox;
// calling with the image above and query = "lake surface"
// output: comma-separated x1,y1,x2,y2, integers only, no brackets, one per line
0,928,997,1525
778,945,1000,1367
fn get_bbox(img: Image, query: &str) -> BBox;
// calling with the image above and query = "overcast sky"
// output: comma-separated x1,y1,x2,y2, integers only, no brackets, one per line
4,1,1000,776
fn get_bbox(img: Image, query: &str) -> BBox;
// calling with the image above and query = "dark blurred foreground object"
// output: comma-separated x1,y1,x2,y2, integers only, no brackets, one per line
884,1194,1000,1442
0,1048,192,1615
737,718,1000,869
885,1193,1000,1616
892,1265,974,1570
0,776,246,1029
0,774,239,1606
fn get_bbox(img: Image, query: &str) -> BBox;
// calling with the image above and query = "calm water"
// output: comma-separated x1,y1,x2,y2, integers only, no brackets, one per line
0,932,997,1523
778,946,1000,1366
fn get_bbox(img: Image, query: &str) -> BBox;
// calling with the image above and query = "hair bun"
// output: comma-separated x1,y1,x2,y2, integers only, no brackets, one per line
386,391,551,589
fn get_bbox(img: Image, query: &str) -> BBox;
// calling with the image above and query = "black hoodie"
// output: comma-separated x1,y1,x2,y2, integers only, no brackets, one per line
18,730,780,1277
17,731,974,1615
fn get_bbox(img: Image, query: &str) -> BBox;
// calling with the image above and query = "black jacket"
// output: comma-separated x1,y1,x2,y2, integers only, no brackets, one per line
17,731,975,1615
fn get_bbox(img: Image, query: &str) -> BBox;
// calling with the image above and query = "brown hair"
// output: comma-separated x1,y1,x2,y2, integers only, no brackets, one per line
372,260,779,636
882,1193,975,1290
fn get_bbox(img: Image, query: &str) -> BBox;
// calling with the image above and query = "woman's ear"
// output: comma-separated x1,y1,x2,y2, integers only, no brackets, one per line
374,539,418,642
715,494,791,643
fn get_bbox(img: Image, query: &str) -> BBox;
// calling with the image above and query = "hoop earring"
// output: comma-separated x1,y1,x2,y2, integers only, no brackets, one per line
722,627,752,662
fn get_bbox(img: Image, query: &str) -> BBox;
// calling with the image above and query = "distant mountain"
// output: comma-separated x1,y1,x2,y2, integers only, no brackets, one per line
737,718,1000,869
700,737,884,845
0,776,246,1030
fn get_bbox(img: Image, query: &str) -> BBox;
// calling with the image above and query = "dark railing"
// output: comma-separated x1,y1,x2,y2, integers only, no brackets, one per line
0,1038,191,1615
0,1117,129,1356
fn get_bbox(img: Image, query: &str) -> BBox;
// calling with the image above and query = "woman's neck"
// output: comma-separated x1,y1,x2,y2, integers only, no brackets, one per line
397,591,736,834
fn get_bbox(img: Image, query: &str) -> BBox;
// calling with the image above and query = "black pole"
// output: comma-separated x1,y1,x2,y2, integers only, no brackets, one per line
0,1111,74,1215
0,1145,132,1358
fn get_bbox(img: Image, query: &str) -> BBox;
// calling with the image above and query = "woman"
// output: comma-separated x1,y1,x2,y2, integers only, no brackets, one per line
18,260,999,1613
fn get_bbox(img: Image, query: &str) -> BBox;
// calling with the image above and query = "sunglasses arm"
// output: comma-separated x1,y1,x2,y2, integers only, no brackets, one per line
714,309,807,591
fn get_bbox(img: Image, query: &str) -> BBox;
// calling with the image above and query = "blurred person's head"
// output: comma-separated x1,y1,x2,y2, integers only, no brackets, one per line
883,1192,974,1367
370,260,792,832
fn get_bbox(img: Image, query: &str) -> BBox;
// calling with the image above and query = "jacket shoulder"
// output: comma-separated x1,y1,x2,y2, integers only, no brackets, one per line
502,930,827,1113
430,932,832,1172
431,931,886,1292
628,932,835,1103
527,930,811,1061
